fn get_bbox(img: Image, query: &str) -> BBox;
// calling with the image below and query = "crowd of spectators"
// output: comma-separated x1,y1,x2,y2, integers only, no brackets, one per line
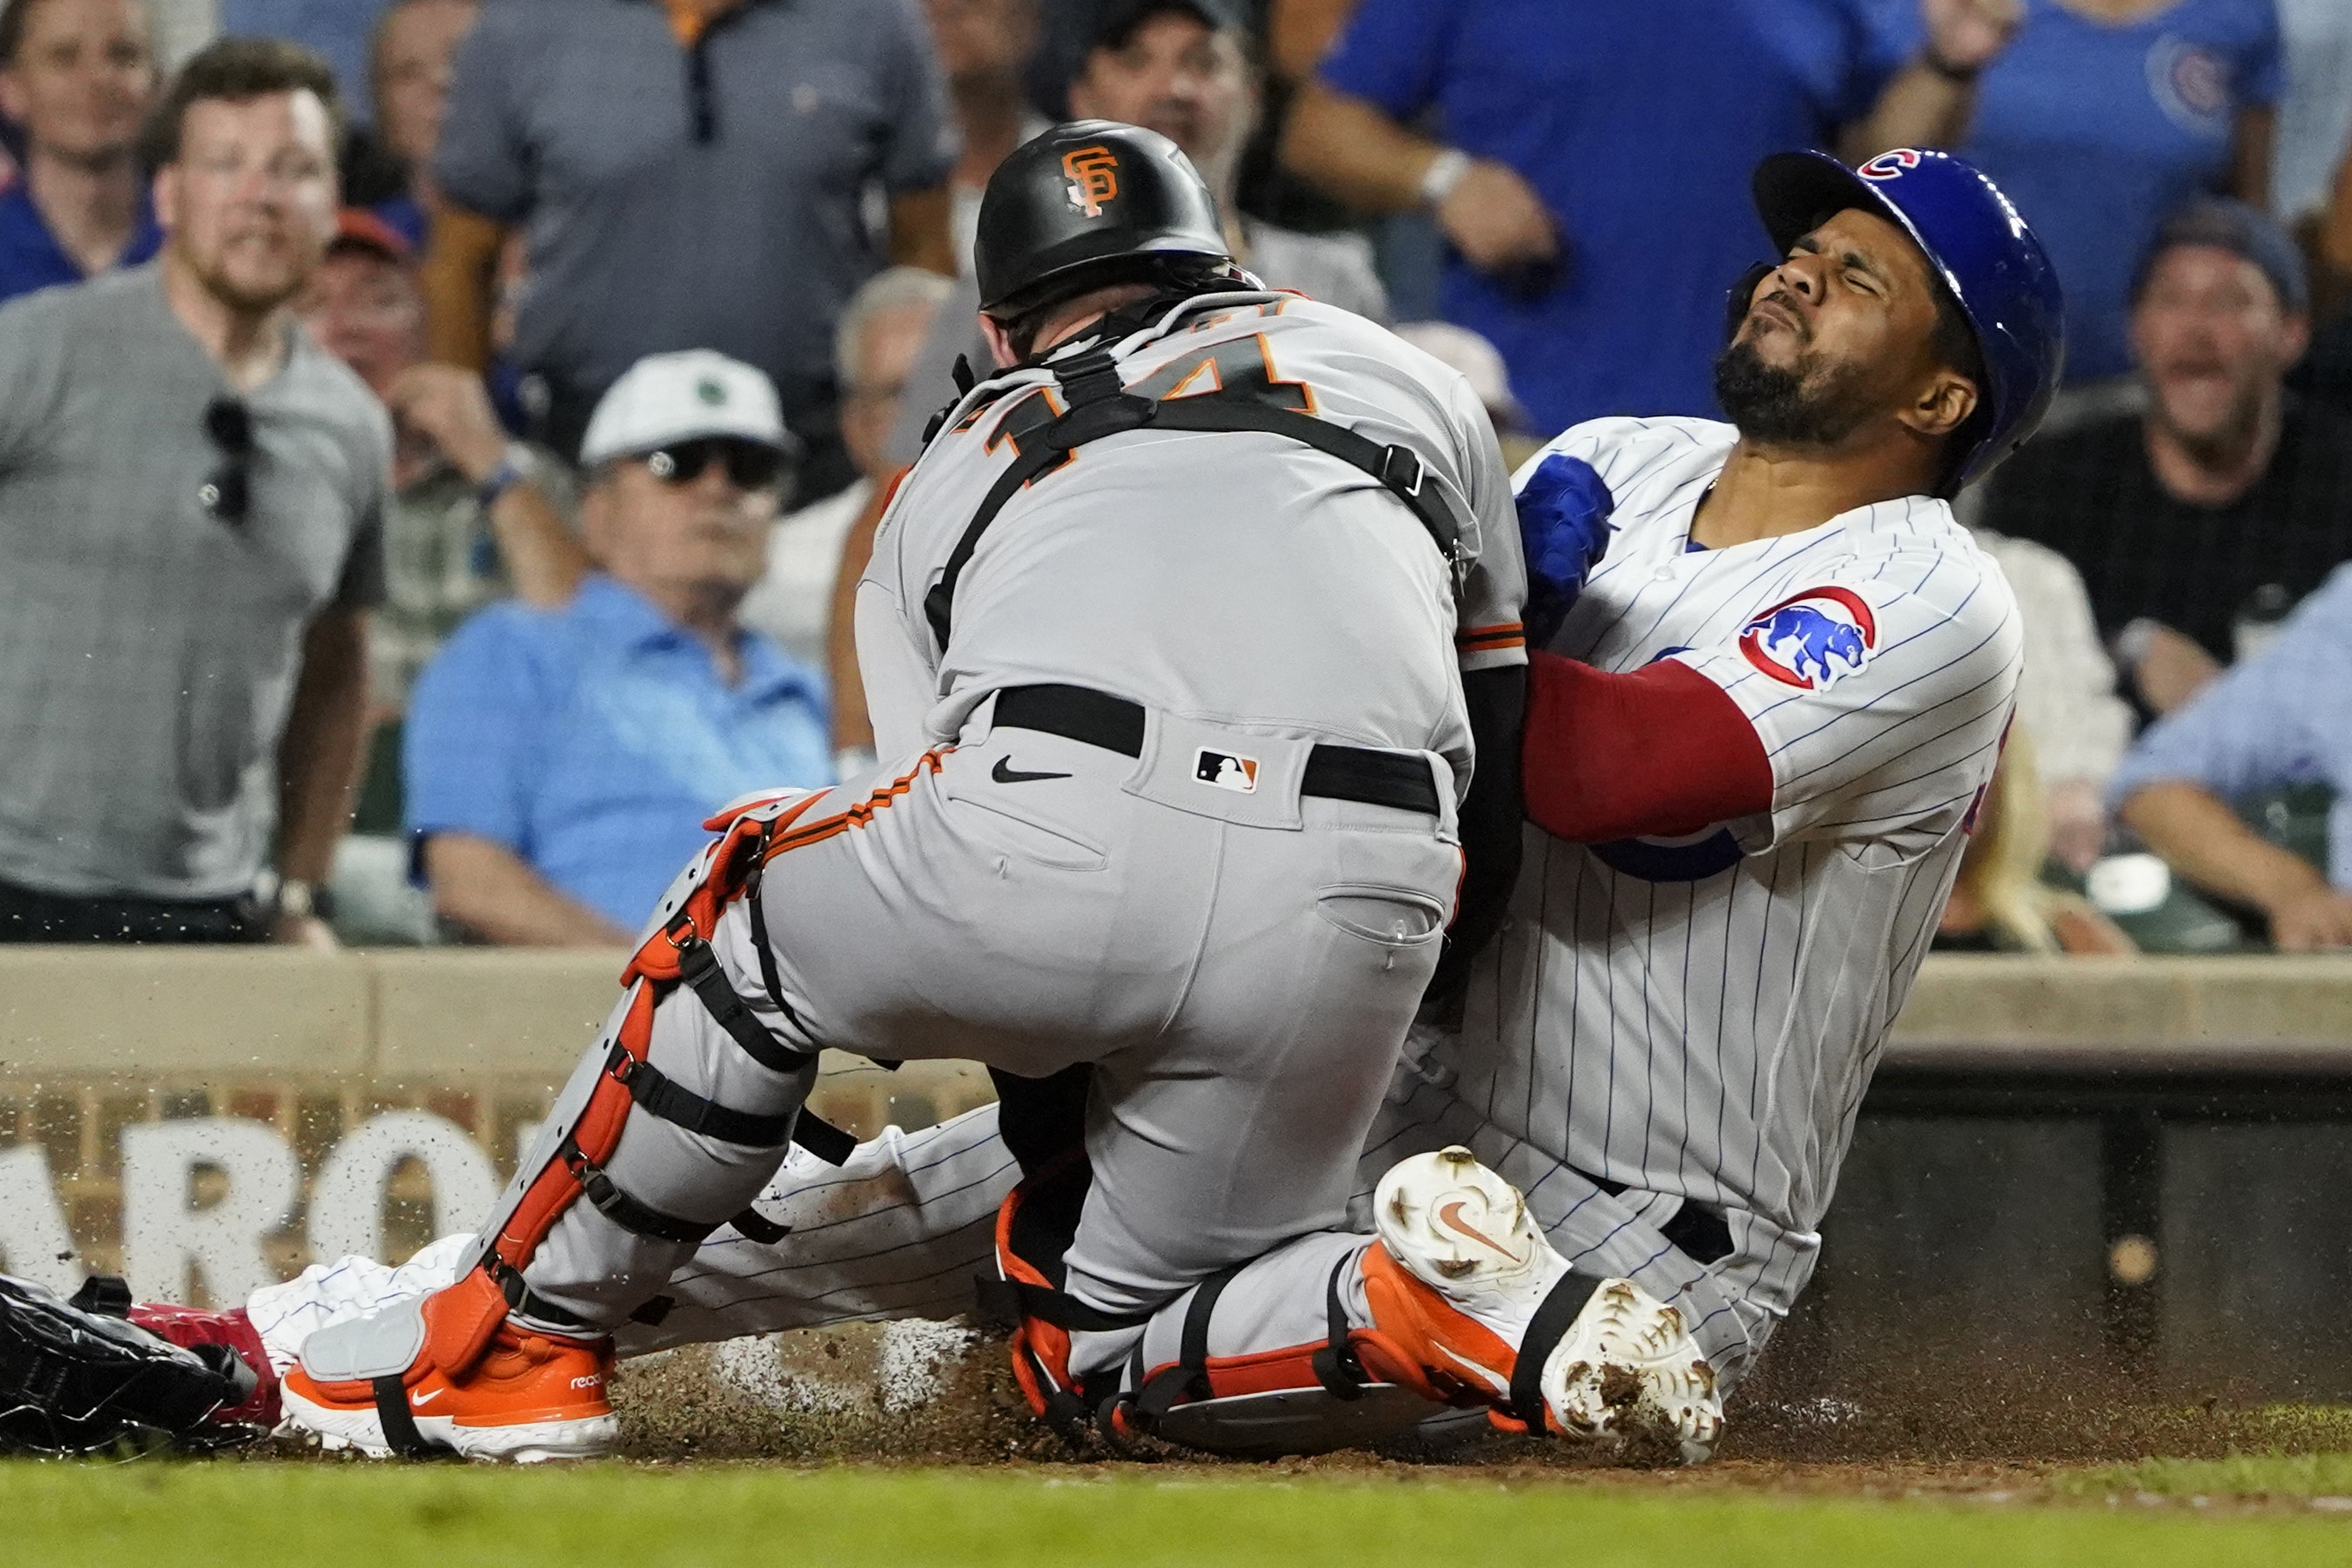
0,0,2349,957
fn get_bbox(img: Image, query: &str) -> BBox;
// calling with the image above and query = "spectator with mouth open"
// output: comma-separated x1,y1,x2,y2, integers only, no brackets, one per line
1983,198,2352,718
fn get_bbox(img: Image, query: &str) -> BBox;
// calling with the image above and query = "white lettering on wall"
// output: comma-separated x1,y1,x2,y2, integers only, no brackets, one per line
122,1118,301,1305
0,1144,77,1293
307,1111,498,1265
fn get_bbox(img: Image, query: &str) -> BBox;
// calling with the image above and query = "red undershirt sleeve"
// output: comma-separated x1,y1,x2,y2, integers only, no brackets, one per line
1520,651,1775,844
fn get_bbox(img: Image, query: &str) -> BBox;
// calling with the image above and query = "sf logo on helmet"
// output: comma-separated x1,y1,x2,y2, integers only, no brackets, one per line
1063,145,1119,218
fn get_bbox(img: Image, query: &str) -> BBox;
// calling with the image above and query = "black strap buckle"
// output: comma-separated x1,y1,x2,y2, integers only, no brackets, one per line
1376,443,1426,498
1051,350,1126,407
560,1135,722,1246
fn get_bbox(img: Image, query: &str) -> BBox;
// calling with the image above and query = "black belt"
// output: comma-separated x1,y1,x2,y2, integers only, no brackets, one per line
992,684,1440,817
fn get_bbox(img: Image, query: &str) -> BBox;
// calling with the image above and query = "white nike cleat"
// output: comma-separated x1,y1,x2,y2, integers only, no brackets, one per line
1372,1144,1570,1357
1368,1145,1723,1461
1540,1277,1722,1462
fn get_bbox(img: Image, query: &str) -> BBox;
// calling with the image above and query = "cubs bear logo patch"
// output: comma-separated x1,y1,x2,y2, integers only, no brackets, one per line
1739,586,1878,691
1063,146,1119,218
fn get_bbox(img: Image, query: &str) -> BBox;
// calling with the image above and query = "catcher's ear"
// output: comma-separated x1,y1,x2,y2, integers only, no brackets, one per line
979,313,1021,370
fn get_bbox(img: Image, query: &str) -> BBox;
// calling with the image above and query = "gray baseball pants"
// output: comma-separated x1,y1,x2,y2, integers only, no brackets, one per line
504,711,1460,1381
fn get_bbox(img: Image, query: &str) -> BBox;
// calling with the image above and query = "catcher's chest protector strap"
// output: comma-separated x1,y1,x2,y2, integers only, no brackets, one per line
922,346,1468,652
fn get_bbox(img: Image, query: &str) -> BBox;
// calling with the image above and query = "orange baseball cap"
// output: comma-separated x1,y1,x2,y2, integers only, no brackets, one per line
328,208,413,264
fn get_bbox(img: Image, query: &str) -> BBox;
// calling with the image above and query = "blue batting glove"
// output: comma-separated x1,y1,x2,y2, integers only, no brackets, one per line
1515,451,1614,648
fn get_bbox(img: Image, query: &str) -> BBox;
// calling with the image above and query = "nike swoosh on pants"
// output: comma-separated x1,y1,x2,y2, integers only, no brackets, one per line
992,757,1072,784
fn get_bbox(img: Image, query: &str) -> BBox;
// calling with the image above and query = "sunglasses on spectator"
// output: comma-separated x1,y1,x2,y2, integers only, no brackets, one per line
200,396,253,526
641,437,786,490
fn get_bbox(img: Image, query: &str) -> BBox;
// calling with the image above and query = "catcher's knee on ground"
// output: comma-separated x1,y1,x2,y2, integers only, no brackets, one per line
985,1149,1726,1460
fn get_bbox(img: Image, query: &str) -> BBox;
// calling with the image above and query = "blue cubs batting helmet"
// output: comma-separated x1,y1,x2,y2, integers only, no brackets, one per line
1742,147,2065,494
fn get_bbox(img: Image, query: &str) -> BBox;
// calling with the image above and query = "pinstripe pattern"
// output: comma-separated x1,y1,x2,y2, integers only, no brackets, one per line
1444,417,2023,1385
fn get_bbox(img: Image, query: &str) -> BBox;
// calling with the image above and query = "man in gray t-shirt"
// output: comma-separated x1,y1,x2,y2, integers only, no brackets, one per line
426,0,958,497
0,39,388,944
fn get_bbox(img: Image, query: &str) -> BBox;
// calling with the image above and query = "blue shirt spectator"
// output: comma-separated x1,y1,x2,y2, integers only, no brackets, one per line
1883,0,2282,383
0,0,163,304
0,178,157,302
1305,0,1908,434
405,575,831,932
2110,560,2352,950
405,350,831,943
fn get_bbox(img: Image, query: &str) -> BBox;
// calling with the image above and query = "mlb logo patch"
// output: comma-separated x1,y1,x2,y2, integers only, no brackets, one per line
1739,586,1878,691
1194,748,1260,793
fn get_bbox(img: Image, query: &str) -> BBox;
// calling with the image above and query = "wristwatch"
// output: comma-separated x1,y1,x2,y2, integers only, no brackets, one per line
475,443,536,511
1418,148,1473,209
272,877,337,923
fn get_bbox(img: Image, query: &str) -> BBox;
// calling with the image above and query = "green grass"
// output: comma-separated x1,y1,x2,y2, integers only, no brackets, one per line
9,1463,2352,1568
2073,1451,2352,1504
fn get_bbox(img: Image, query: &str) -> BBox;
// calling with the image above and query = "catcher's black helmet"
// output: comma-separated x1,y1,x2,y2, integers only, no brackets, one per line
973,120,1233,315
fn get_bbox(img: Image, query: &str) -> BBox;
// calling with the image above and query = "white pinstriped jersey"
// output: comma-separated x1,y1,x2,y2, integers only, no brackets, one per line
1452,416,2021,1299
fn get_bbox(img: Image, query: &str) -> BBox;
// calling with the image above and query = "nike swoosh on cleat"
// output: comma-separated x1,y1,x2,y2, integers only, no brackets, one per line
1436,1200,1527,1264
992,757,1072,784
411,1389,445,1407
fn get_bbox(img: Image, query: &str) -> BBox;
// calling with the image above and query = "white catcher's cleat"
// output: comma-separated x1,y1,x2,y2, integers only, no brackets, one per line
1540,1278,1722,1462
1373,1144,1569,1346
1368,1145,1723,1461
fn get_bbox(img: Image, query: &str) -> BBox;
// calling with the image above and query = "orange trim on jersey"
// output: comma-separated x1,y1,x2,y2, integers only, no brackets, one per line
759,750,948,863
1253,331,1317,415
1456,621,1527,652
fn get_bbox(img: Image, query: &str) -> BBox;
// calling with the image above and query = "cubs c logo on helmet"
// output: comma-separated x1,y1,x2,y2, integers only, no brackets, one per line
1740,586,1878,691
1857,148,1923,182
1063,145,1119,218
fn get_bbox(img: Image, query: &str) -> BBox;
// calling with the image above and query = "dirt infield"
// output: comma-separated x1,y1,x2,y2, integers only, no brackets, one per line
595,1321,2352,1492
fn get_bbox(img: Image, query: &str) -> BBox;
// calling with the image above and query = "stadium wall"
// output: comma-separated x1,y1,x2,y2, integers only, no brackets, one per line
2,951,2349,1400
